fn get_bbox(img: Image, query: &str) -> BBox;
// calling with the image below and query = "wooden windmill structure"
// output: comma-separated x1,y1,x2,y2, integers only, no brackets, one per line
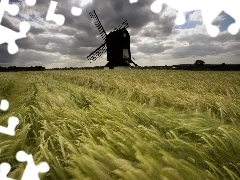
87,10,138,69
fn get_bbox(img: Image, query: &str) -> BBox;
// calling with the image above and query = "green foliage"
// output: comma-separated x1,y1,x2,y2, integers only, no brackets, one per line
0,70,240,179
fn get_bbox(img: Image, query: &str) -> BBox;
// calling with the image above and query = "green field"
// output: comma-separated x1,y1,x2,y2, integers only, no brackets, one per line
0,70,240,180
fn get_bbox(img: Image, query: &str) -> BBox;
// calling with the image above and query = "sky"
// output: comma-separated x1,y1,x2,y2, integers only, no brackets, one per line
0,0,239,68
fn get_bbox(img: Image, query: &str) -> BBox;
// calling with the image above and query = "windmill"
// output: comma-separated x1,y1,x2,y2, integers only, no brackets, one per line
87,10,138,69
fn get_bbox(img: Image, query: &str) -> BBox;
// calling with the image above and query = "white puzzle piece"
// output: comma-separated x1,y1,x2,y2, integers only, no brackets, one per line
0,0,35,54
0,99,19,136
0,163,15,180
71,7,82,16
46,1,65,26
0,0,19,21
0,116,19,136
0,22,30,54
150,0,240,37
129,0,138,3
0,99,49,179
16,151,50,180
0,99,9,111
25,0,37,7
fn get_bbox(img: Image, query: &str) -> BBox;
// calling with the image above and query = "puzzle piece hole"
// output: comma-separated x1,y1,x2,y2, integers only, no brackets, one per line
16,151,50,179
38,162,50,173
151,0,163,13
0,163,11,175
46,1,65,26
228,23,239,35
6,4,19,16
16,151,28,162
80,0,92,7
129,0,138,3
71,7,82,16
8,43,18,55
212,11,236,32
19,22,31,33
0,100,9,111
0,116,19,136
25,0,37,6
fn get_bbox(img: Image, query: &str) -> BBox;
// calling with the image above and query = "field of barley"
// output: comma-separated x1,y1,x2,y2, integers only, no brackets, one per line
0,69,240,180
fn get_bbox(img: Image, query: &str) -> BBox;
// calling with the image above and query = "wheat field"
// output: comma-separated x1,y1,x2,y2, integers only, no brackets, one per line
0,70,240,180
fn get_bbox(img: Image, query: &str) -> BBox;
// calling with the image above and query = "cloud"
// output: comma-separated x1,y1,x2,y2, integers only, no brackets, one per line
0,0,240,68
188,10,202,22
137,43,172,54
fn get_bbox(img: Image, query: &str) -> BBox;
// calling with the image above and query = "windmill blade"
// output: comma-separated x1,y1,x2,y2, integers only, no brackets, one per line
87,43,107,62
89,10,107,42
111,20,129,33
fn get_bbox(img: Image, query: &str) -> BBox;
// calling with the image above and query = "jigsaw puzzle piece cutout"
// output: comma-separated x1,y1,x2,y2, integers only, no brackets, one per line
0,0,35,54
175,12,186,25
151,1,181,25
25,0,37,6
223,1,240,35
71,7,82,16
79,0,92,7
227,14,240,35
150,0,163,14
0,116,19,136
150,0,240,37
16,151,50,180
200,1,240,37
0,99,9,111
0,21,30,54
0,0,19,22
151,0,198,25
228,22,239,35
46,1,65,26
129,0,138,3
0,163,15,180
201,7,221,37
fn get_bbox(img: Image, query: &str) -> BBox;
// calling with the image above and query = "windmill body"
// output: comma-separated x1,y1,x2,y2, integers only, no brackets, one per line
106,28,131,69
87,10,138,69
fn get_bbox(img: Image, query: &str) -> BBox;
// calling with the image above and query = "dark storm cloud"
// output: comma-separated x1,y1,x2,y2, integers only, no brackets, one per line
137,43,172,54
9,0,21,3
140,16,176,38
0,0,240,67
234,32,240,41
89,0,155,30
170,43,227,59
177,31,237,45
0,45,17,64
59,27,78,36
173,29,240,60
30,25,46,35
1,13,20,32
1,0,159,66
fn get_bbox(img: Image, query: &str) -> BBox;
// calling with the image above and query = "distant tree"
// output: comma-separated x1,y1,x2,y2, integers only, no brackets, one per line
194,60,205,66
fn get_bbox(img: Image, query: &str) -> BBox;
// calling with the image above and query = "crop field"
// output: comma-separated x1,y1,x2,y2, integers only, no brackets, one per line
0,70,240,180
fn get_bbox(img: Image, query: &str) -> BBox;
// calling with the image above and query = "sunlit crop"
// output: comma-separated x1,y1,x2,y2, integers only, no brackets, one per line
0,70,240,179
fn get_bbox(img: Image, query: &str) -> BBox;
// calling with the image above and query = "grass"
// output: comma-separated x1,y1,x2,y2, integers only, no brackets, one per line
0,69,240,179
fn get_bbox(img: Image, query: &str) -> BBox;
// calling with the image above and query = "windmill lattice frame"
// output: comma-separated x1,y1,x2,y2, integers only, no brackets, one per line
87,10,137,68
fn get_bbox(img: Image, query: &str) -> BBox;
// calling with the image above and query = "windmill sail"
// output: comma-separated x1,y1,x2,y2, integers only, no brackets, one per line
89,10,107,42
87,9,138,68
87,43,107,62
111,20,129,33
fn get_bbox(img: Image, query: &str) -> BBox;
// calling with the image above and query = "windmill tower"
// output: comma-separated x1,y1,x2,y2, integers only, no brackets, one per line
87,10,138,69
